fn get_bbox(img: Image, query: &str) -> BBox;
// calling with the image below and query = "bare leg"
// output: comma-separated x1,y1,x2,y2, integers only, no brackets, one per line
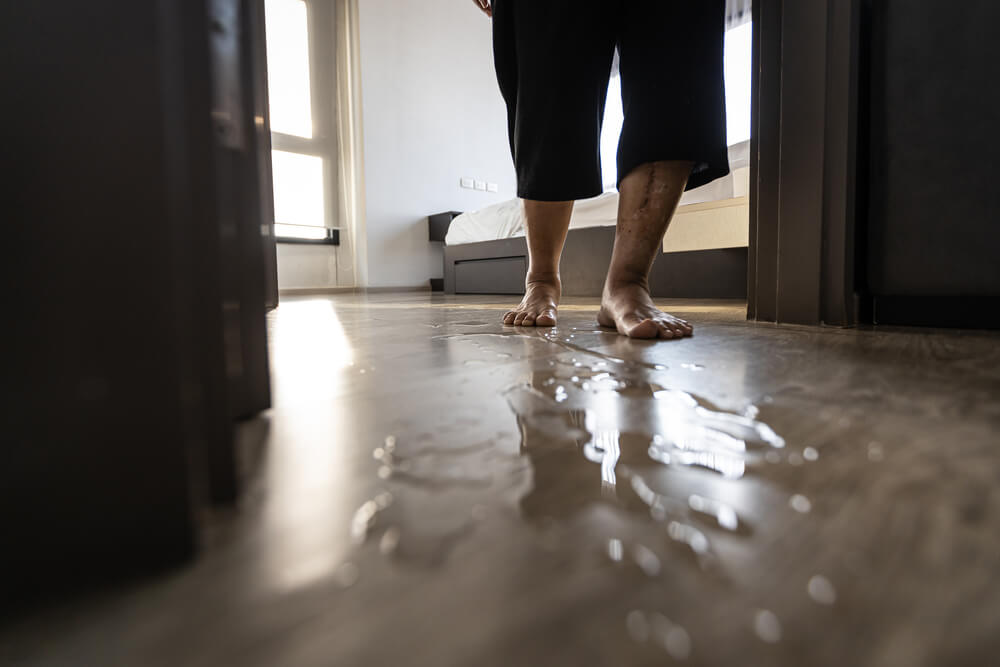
598,161,695,339
502,200,574,326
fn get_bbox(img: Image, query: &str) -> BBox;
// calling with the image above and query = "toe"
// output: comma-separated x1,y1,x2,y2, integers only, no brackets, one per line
513,311,528,325
521,313,537,326
656,322,676,339
666,321,686,337
675,318,694,336
536,309,557,327
503,311,517,325
624,318,659,339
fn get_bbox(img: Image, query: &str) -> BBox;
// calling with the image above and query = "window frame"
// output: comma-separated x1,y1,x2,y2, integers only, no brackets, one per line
266,0,341,242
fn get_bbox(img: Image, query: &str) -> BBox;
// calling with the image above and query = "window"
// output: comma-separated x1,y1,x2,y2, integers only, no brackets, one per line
264,0,336,241
724,22,752,146
600,22,753,191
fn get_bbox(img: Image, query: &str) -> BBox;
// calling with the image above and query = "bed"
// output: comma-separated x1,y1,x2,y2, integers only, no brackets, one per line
443,144,751,298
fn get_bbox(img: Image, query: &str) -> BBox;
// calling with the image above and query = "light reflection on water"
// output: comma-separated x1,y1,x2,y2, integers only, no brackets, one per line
368,331,818,657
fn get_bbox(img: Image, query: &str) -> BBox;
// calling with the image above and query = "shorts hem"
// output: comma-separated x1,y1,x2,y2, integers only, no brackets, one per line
516,185,606,202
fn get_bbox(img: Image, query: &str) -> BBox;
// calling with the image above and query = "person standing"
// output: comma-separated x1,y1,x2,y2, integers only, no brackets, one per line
473,0,729,339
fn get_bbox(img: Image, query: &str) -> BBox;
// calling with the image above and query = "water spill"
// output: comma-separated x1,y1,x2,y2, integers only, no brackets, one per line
379,527,401,556
628,611,693,659
372,331,813,655
498,338,790,581
688,494,740,532
351,493,394,544
807,575,837,605
753,609,782,643
373,437,493,488
653,614,693,660
607,538,625,562
632,543,662,576
570,327,613,335
507,363,784,490
867,441,885,462
667,521,711,556
434,331,669,371
789,494,812,514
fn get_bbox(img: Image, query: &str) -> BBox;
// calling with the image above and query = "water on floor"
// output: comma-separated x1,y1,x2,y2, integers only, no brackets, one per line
4,292,1000,666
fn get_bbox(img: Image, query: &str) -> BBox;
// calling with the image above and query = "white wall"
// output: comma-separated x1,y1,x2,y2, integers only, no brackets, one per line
357,0,516,288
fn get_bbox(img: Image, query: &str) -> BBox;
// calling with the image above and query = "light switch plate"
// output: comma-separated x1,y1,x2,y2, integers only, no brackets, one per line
487,182,499,193
474,180,487,191
460,177,474,189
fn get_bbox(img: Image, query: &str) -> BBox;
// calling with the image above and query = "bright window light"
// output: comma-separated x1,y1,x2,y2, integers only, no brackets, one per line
724,22,753,146
600,22,753,190
264,0,313,138
272,150,325,227
601,74,624,190
274,224,329,240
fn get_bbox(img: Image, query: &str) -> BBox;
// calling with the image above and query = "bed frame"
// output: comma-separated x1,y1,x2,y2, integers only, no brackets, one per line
443,226,747,298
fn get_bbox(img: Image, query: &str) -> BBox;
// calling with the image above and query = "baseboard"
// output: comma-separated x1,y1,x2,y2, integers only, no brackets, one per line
278,287,358,296
363,285,432,293
278,285,432,297
870,295,1000,330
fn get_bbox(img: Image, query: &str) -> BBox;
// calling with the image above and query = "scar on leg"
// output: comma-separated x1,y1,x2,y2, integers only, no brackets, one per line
637,165,656,212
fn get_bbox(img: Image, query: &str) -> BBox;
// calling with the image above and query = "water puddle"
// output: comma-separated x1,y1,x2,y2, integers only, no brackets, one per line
372,435,494,489
361,331,819,657
433,331,668,371
626,610,693,660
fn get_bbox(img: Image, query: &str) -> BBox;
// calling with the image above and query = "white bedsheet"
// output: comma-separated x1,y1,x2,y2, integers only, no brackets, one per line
444,165,750,246
443,192,618,246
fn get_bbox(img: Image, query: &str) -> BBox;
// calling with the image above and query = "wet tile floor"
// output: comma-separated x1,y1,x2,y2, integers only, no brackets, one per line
4,292,1000,666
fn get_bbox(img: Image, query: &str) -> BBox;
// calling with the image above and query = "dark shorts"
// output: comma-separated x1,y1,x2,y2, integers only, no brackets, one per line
492,0,730,201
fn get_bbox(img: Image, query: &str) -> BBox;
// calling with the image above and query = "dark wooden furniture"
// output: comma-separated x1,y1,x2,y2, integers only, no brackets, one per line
429,211,462,242
1,0,275,604
864,0,1000,328
750,0,999,329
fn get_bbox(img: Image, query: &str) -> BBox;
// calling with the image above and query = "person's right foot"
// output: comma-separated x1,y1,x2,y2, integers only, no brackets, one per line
502,275,561,326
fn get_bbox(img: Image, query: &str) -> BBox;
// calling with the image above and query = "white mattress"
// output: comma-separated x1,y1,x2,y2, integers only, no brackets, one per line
445,166,750,249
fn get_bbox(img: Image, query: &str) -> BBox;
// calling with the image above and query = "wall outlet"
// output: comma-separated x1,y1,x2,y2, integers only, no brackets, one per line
460,177,474,189
487,182,498,193
474,180,487,191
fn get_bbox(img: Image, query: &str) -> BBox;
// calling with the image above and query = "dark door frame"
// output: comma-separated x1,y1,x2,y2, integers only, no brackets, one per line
748,0,863,326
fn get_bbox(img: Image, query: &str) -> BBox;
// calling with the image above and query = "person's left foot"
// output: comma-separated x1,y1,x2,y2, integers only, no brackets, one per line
597,281,693,339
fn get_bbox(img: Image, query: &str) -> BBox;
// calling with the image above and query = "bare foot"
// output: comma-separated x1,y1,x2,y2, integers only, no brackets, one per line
597,282,693,339
503,275,560,326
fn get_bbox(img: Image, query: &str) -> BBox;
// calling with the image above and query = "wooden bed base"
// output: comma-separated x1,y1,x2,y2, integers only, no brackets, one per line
443,226,747,298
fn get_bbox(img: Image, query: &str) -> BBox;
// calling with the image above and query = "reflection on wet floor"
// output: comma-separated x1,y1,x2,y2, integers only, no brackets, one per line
364,330,830,658
11,295,1000,667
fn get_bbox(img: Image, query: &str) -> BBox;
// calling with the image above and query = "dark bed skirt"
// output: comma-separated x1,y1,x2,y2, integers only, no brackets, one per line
443,226,747,299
